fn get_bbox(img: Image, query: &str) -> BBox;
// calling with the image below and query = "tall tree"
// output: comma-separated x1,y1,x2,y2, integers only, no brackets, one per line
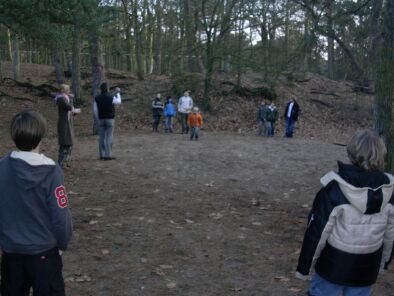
71,26,81,102
373,0,394,171
152,1,163,74
200,0,237,109
133,0,144,80
11,32,20,80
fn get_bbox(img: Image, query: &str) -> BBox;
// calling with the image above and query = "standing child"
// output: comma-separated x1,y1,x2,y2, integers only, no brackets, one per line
188,107,203,140
164,96,176,133
0,110,73,296
265,101,279,137
296,130,394,296
257,100,268,136
152,93,164,132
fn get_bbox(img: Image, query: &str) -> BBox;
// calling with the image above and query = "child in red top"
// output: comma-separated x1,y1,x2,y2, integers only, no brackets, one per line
187,107,203,140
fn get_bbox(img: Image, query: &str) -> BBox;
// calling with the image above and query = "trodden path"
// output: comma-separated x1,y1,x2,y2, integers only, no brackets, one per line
57,132,393,296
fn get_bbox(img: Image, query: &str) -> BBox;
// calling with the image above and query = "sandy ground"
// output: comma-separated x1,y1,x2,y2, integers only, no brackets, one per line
40,131,391,296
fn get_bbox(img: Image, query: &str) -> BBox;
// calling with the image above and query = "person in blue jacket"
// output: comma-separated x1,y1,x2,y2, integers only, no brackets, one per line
164,96,176,133
0,110,73,296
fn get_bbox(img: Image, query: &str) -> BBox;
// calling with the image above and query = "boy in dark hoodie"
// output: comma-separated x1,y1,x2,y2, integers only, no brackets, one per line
0,110,73,296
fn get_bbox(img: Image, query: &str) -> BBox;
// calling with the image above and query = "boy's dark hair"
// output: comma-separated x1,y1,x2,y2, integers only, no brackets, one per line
10,110,47,151
100,83,108,93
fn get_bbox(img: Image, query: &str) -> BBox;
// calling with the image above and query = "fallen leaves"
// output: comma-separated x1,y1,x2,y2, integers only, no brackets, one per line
65,274,92,283
209,213,223,220
166,282,177,289
274,275,290,282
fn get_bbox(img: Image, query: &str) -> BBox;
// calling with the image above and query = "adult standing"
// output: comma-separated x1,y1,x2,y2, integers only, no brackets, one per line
284,97,300,138
177,91,193,134
152,93,164,132
55,84,80,168
94,83,121,160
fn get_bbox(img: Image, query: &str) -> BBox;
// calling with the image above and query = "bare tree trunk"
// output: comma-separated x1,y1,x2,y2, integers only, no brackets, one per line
301,7,315,73
374,0,394,172
369,0,384,86
71,27,81,103
134,0,144,80
261,22,269,80
184,0,195,72
153,1,162,74
7,29,12,61
91,30,106,135
121,0,133,72
53,50,64,86
236,5,245,87
91,33,106,98
203,36,213,110
284,2,290,64
11,32,20,81
327,3,335,79
0,49,3,81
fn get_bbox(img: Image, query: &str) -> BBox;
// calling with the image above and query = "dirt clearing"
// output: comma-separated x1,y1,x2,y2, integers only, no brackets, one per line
52,132,393,296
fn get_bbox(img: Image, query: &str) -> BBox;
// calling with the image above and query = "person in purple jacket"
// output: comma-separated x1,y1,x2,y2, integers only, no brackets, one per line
0,110,73,296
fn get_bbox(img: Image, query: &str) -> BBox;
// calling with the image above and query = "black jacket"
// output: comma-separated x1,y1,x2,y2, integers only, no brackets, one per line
296,162,394,287
152,98,164,117
95,92,115,119
284,101,299,121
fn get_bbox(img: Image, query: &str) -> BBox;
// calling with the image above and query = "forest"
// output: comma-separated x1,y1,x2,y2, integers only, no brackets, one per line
1,1,393,165
0,1,394,295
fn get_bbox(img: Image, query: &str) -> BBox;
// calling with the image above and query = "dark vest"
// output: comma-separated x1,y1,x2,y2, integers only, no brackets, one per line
95,93,115,119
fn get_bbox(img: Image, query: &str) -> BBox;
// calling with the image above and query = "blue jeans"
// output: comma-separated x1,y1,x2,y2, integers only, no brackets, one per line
309,273,372,296
267,121,275,136
190,127,200,140
165,116,174,132
285,118,296,137
99,119,115,158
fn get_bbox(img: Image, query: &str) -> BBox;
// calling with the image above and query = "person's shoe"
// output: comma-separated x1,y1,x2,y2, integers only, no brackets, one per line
103,157,116,160
100,157,105,160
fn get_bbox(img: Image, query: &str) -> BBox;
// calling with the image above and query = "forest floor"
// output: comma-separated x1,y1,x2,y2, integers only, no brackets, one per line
0,62,392,295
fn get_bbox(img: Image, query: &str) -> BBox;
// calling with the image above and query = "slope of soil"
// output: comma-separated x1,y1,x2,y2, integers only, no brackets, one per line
0,61,373,144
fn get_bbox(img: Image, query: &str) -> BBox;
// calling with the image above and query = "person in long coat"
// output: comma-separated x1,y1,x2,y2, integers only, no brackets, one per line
55,84,79,167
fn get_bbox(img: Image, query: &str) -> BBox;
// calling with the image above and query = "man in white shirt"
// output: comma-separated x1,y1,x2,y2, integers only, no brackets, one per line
177,91,193,134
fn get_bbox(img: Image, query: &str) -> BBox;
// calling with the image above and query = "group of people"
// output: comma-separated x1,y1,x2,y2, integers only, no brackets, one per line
54,82,122,168
257,97,300,138
55,86,206,168
151,91,203,140
0,83,393,296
